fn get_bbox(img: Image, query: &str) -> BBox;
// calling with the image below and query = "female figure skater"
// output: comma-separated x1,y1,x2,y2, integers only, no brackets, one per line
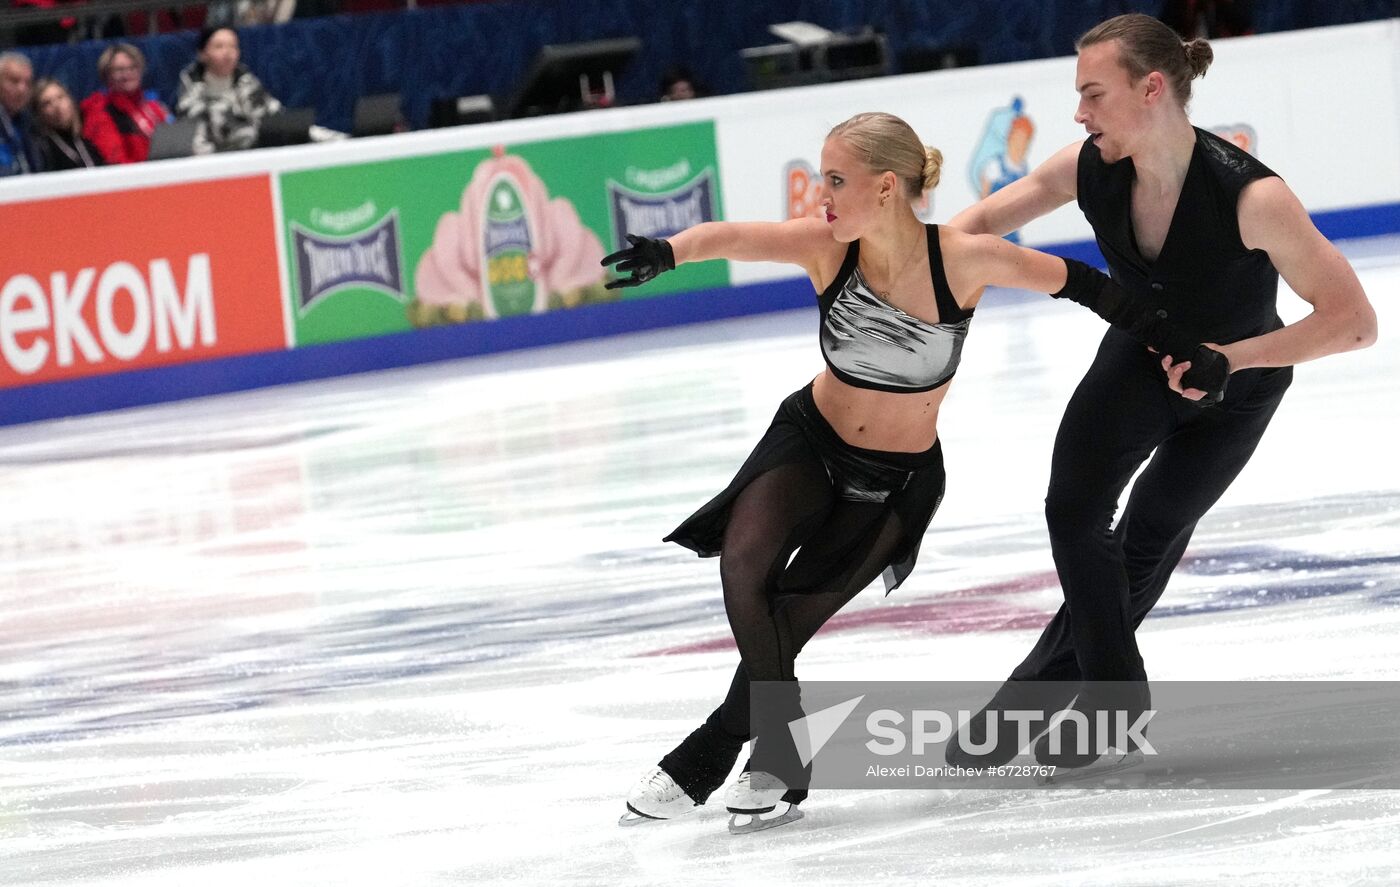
605,111,1224,833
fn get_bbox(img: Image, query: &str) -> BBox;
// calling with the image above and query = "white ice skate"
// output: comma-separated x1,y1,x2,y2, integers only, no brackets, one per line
618,766,699,826
722,770,804,835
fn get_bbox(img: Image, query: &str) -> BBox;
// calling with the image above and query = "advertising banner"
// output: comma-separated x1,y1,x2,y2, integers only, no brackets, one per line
0,177,285,388
277,121,728,346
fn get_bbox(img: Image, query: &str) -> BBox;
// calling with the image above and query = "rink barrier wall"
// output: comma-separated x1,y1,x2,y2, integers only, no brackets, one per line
0,276,818,425
7,198,1400,426
1,205,1395,426
1,20,1397,426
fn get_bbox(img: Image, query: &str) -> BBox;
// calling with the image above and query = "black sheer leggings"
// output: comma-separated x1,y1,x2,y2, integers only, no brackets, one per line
718,460,906,730
659,460,905,800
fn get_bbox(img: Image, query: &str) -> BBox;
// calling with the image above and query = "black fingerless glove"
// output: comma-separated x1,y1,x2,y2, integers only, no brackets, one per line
600,234,676,289
1180,347,1230,406
1054,258,1230,404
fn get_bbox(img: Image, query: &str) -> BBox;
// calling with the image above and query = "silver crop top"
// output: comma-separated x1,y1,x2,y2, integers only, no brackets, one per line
819,225,974,393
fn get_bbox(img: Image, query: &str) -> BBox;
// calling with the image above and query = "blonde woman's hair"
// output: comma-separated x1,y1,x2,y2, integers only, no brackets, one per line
827,112,942,200
97,43,146,82
1078,13,1214,107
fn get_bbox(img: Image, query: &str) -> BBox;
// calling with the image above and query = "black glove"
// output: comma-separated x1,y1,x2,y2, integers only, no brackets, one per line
600,234,676,289
1053,259,1229,403
1179,346,1230,406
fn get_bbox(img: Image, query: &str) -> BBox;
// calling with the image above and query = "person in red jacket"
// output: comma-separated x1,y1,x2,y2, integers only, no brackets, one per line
81,43,173,164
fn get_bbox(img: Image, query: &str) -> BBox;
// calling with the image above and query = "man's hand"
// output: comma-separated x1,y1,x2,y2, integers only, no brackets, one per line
1162,343,1230,405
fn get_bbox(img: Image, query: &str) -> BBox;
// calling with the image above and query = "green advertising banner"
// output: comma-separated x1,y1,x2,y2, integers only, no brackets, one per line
277,122,727,346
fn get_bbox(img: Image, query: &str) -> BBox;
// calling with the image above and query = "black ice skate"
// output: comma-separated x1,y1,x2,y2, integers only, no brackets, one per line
1033,682,1152,782
945,680,1078,768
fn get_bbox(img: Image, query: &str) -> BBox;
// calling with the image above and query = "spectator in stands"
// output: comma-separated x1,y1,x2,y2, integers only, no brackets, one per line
1160,0,1254,39
659,65,705,101
30,78,104,172
81,43,173,164
176,26,283,154
238,0,296,25
0,52,39,176
206,0,296,28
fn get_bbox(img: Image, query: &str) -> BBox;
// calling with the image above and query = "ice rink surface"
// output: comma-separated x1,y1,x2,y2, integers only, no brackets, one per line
1,237,1397,886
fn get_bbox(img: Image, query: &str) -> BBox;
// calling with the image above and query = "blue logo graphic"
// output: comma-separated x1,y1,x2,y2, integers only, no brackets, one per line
969,97,1036,243
292,212,405,313
607,170,715,250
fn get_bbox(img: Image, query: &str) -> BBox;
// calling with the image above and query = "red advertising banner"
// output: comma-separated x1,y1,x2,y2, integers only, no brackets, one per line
0,176,286,388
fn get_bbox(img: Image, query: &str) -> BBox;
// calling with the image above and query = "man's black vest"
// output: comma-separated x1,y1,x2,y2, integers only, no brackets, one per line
1078,127,1283,344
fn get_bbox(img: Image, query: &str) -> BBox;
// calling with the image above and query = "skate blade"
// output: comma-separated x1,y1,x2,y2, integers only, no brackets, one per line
618,802,690,827
727,802,803,835
1036,749,1145,786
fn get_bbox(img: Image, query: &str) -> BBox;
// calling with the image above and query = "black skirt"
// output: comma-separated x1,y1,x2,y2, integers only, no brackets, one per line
664,382,946,597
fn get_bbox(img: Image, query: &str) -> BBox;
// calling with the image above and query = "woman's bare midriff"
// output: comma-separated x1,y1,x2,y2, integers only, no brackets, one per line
811,370,947,453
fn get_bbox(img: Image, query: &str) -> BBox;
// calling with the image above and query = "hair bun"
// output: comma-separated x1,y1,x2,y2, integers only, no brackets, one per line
922,146,943,191
1183,38,1214,78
